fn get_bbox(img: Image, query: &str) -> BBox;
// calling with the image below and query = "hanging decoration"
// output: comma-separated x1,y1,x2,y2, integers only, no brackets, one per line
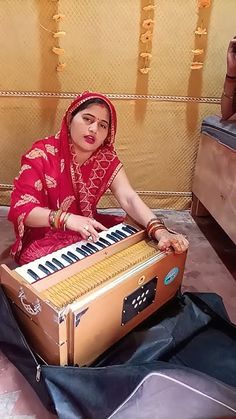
195,25,207,36
52,13,65,22
191,48,204,55
40,1,66,72
139,2,156,75
197,0,211,7
191,0,212,70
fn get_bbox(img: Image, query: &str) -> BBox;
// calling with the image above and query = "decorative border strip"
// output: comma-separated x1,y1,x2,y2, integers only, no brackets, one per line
0,184,191,197
0,184,13,189
0,91,220,103
105,190,192,197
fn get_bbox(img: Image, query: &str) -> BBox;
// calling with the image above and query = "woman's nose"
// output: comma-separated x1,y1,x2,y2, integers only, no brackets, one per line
88,122,98,134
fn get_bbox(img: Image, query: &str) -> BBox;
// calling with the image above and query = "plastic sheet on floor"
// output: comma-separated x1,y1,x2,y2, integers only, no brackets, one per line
0,286,235,419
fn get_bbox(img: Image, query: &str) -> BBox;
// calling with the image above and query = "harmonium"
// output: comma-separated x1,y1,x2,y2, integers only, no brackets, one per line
0,221,187,366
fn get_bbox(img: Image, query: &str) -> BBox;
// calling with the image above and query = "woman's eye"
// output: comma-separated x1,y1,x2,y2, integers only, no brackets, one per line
100,123,108,130
83,116,91,123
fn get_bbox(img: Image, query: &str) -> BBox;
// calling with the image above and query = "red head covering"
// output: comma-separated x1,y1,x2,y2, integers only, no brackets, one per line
64,91,117,145
56,91,117,180
57,91,121,216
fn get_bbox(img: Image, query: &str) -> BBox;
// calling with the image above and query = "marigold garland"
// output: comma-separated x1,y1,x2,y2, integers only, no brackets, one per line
197,0,211,8
139,2,156,75
39,1,67,72
191,0,211,70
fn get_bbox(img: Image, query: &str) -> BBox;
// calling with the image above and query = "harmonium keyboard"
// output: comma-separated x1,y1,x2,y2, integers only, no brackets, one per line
0,222,187,366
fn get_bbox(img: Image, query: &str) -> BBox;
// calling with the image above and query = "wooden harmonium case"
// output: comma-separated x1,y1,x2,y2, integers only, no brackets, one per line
0,222,187,366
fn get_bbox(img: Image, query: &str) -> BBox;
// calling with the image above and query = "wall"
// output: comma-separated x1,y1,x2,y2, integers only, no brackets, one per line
0,0,235,208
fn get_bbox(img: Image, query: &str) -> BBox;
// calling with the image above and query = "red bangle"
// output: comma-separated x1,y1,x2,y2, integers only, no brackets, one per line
54,209,63,229
148,225,167,239
58,211,67,229
147,223,164,236
146,218,165,237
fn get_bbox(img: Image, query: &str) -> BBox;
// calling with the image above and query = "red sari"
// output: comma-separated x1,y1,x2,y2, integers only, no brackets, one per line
8,92,124,265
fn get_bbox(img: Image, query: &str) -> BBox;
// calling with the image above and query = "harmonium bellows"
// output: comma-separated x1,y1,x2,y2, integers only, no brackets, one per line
0,222,187,366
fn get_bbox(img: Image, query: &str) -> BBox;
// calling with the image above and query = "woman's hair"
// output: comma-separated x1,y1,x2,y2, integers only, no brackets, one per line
71,98,110,120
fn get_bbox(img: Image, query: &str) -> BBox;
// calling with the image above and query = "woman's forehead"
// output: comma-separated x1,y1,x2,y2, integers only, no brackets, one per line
80,103,110,121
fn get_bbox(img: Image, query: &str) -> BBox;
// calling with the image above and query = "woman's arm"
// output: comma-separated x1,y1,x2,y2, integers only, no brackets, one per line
25,207,51,227
221,37,236,120
110,168,188,253
25,207,107,241
110,168,158,228
221,77,236,120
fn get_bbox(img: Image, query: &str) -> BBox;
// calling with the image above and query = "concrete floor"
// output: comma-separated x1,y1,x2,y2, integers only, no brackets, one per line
0,207,235,417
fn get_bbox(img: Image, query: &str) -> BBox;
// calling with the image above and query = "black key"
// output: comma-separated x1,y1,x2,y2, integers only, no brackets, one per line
86,243,99,252
45,261,58,272
122,226,132,234
99,237,111,246
115,229,127,238
67,251,80,261
95,241,106,249
61,254,74,264
81,245,94,255
110,231,122,241
106,233,119,243
122,225,135,235
76,247,88,257
126,224,138,233
52,258,64,268
38,264,51,275
27,269,40,281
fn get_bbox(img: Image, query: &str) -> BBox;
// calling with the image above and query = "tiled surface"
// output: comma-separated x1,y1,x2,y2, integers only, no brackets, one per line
0,207,236,416
0,352,55,418
161,210,236,323
193,215,236,280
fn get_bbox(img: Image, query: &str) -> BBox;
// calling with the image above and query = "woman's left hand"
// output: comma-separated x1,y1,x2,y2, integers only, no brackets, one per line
154,229,189,254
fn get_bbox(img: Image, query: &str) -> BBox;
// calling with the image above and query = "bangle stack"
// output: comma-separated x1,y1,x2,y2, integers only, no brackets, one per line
146,217,167,240
48,209,71,231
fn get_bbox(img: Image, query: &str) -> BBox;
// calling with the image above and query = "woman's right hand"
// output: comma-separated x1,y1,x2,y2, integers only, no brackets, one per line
227,37,236,77
65,214,107,242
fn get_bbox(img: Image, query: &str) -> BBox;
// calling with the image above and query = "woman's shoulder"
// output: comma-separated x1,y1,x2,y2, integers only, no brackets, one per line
23,135,60,159
30,135,59,150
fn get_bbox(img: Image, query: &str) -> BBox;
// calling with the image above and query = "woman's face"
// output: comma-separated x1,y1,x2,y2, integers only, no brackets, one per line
70,103,110,154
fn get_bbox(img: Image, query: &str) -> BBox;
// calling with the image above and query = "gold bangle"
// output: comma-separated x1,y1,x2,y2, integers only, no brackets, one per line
222,91,234,99
49,210,57,228
149,225,167,240
63,212,72,231
54,209,63,229
146,217,164,230
148,224,167,239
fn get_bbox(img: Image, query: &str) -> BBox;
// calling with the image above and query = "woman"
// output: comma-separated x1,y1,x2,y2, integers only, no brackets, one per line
221,37,236,120
9,91,188,265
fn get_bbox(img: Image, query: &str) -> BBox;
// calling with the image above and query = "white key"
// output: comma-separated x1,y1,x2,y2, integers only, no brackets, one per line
15,223,139,282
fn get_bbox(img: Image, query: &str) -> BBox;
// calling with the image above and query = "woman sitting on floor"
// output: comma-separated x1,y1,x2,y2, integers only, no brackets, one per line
8,91,189,265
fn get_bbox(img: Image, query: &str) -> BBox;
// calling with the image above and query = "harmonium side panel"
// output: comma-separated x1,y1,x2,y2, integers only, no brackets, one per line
0,223,145,365
0,264,68,365
9,304,67,365
71,250,187,366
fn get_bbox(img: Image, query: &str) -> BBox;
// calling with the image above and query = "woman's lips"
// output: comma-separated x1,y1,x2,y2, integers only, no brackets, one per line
84,135,95,144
